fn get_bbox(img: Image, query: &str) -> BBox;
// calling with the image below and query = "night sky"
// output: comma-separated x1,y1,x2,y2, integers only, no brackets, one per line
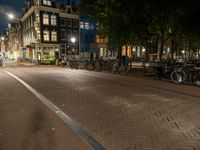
0,0,80,33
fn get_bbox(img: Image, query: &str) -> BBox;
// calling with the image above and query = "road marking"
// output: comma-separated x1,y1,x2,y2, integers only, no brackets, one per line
5,71,106,150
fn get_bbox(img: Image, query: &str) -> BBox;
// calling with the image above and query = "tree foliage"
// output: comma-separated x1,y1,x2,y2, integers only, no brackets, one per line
80,0,200,59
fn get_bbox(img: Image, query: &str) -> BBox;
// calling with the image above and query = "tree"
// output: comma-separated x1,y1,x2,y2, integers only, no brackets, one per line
80,0,200,60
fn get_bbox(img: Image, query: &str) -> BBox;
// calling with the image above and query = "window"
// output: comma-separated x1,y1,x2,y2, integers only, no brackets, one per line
67,19,72,27
61,18,66,26
43,14,49,25
43,30,49,41
67,30,72,41
72,20,77,28
61,44,66,54
51,15,57,26
90,24,94,30
61,29,66,40
51,31,57,42
36,13,40,22
72,30,78,41
100,48,104,57
85,22,89,30
37,31,40,39
43,0,51,6
80,22,84,29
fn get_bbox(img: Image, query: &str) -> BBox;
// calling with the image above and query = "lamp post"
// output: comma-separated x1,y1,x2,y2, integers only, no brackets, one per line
142,48,146,61
182,50,185,60
71,37,76,60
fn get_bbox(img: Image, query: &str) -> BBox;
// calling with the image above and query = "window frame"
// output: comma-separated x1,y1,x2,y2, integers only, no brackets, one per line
61,18,66,26
61,29,66,40
43,30,50,41
51,15,57,26
51,31,57,42
43,13,49,25
61,44,66,55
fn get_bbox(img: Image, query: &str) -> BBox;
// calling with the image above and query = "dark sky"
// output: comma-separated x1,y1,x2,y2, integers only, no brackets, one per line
0,0,80,33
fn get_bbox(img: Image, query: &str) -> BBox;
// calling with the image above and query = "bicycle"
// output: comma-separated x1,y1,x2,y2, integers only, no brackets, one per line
170,62,200,85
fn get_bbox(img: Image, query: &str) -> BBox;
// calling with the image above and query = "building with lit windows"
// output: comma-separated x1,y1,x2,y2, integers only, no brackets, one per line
80,16,113,60
20,0,79,64
79,16,96,59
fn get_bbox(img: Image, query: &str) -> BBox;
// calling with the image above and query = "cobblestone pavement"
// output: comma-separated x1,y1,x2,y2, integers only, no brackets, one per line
0,70,91,150
2,66,200,150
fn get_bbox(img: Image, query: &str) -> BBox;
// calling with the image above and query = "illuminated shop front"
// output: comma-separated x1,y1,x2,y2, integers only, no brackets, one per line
39,46,59,64
121,45,146,61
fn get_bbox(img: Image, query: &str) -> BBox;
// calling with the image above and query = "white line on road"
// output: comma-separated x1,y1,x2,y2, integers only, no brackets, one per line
5,71,106,150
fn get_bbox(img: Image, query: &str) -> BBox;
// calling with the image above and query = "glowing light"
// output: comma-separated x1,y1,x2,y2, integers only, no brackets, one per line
1,36,5,41
7,13,15,20
71,37,76,43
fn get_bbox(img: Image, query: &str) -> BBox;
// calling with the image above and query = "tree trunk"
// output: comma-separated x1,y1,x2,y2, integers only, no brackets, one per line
171,40,174,59
159,37,164,60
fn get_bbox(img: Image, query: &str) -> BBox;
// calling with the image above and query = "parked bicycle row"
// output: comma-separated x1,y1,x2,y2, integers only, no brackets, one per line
59,58,200,86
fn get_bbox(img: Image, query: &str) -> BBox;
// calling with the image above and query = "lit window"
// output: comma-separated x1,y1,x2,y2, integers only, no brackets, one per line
85,22,89,30
43,0,51,6
100,48,104,57
43,14,49,25
80,22,84,29
37,31,40,39
51,15,57,26
61,29,66,40
67,19,72,27
43,30,49,41
36,13,40,22
51,31,57,42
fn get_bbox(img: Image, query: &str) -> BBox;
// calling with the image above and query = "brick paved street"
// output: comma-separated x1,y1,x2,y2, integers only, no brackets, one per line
0,69,91,150
1,66,200,150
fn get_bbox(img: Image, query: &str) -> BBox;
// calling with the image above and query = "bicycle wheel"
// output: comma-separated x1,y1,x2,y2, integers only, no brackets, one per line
119,66,129,76
193,72,200,86
170,70,186,84
112,64,118,74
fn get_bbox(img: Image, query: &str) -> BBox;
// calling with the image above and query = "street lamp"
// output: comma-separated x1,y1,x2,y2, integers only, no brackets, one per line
71,37,76,44
7,13,15,20
71,37,76,60
142,48,146,61
182,50,186,60
1,36,5,41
